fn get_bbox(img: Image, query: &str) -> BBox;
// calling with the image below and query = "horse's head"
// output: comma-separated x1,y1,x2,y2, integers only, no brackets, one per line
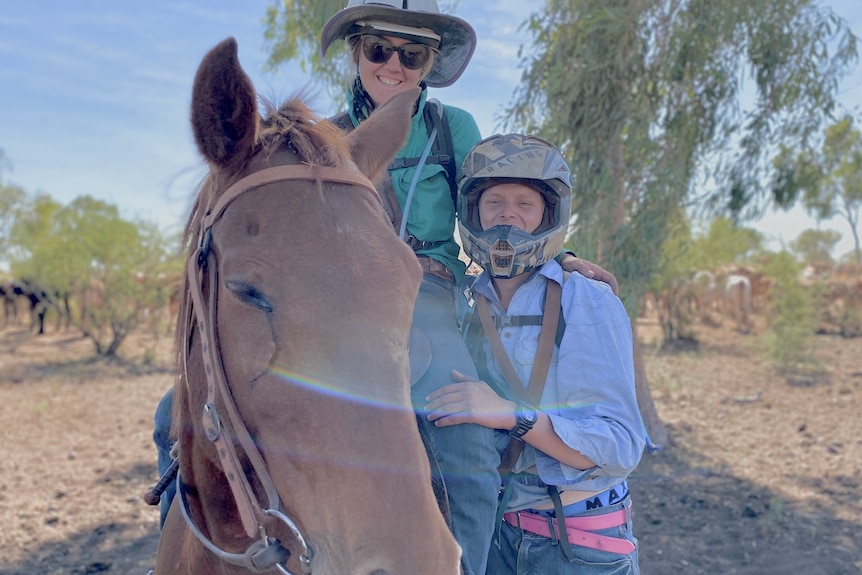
156,38,461,575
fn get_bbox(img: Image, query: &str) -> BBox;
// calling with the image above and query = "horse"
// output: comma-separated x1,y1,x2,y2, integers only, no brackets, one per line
153,38,461,574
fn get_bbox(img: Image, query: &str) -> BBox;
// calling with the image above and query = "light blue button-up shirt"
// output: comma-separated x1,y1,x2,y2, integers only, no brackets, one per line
467,260,646,511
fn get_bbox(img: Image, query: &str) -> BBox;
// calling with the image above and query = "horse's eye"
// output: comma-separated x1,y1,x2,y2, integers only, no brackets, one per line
225,280,273,313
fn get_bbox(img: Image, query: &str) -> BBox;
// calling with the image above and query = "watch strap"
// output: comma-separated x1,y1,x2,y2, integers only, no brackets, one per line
509,402,537,439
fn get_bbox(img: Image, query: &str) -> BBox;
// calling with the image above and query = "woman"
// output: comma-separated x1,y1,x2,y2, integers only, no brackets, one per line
321,5,503,575
323,3,618,574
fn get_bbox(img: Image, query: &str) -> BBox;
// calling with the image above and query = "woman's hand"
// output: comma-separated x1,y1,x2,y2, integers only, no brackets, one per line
560,254,619,295
424,370,516,430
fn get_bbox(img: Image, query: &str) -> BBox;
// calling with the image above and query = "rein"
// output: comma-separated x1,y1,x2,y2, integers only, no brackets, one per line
181,164,380,574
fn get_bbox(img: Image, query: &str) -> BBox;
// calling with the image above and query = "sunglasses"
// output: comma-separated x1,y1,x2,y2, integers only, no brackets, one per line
360,35,433,71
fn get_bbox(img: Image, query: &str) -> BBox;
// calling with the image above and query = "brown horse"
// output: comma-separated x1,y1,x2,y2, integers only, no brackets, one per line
153,38,461,574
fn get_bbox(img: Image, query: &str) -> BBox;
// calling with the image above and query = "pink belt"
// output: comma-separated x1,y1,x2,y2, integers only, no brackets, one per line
502,508,636,555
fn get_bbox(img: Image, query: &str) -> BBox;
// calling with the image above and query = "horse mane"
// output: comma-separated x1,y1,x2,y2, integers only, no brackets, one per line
183,97,350,251
172,97,352,420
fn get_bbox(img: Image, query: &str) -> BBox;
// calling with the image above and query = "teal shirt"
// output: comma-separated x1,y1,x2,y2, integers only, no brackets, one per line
347,88,482,284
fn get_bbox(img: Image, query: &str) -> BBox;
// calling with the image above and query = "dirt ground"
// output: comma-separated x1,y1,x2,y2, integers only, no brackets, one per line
0,310,860,574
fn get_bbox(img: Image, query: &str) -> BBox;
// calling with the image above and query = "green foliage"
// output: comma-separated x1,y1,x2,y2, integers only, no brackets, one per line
0,180,27,264
762,250,821,374
648,211,699,341
505,0,856,322
692,217,765,269
7,192,182,357
263,0,351,101
814,116,862,264
789,228,842,264
772,114,862,265
650,214,764,342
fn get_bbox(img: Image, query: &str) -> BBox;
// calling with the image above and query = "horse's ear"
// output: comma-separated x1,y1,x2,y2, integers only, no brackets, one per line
190,37,259,170
347,88,419,182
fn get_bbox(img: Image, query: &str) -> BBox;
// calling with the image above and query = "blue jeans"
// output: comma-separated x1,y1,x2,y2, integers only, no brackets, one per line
153,388,176,528
151,275,501,574
486,498,640,575
411,275,501,575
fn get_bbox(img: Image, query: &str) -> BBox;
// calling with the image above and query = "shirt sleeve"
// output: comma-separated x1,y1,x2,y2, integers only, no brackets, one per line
535,276,646,484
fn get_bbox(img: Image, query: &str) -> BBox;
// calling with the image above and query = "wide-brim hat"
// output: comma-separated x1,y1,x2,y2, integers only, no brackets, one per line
321,0,476,88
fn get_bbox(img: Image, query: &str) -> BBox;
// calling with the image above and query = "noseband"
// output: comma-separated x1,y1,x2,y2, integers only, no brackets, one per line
182,164,380,574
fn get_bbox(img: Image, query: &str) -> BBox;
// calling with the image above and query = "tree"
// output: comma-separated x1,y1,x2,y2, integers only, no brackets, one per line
0,183,27,266
790,228,842,265
692,217,765,270
501,0,855,447
260,1,855,447
762,250,821,376
9,194,180,357
263,0,351,100
780,115,862,266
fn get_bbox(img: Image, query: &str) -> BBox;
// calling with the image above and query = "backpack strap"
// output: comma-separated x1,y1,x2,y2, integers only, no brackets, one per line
461,271,570,349
427,99,458,208
327,111,403,229
387,99,458,208
475,281,562,476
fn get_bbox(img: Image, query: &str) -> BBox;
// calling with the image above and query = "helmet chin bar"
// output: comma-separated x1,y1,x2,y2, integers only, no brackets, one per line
489,239,516,278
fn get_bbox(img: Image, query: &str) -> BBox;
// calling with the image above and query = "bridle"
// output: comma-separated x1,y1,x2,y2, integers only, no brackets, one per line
180,164,381,574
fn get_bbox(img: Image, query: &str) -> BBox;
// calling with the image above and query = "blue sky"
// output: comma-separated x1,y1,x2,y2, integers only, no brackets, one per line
1,1,860,259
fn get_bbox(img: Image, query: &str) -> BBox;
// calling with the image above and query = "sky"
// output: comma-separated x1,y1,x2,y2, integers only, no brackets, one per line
1,0,860,260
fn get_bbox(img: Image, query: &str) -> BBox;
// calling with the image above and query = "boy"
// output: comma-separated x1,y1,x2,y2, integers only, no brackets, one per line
425,133,645,574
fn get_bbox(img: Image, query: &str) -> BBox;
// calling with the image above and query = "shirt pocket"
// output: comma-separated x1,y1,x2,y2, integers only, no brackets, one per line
512,330,539,369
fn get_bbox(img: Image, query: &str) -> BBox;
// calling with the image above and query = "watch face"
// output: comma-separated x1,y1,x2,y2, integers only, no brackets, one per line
510,403,538,439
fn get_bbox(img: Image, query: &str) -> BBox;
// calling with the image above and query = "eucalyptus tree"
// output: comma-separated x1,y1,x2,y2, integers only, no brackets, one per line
261,0,855,445
0,181,26,265
10,194,179,356
506,0,855,305
775,115,862,265
790,228,843,265
499,0,855,443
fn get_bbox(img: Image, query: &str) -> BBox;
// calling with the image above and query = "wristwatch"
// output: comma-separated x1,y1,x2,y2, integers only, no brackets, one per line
509,402,538,440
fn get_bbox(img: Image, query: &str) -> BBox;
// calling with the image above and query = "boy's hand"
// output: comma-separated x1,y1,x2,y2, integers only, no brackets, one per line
424,370,516,430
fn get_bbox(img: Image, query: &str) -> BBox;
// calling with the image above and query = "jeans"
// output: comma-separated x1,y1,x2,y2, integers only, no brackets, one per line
151,275,501,575
153,387,176,528
486,498,639,575
411,275,501,575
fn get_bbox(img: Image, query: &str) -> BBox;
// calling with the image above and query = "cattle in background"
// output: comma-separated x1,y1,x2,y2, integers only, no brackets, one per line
808,262,862,337
690,270,724,325
5,280,72,335
724,274,753,333
0,283,21,326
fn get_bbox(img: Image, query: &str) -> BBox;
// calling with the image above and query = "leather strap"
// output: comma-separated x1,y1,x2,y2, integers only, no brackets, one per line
475,280,562,475
183,163,380,545
204,165,380,231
